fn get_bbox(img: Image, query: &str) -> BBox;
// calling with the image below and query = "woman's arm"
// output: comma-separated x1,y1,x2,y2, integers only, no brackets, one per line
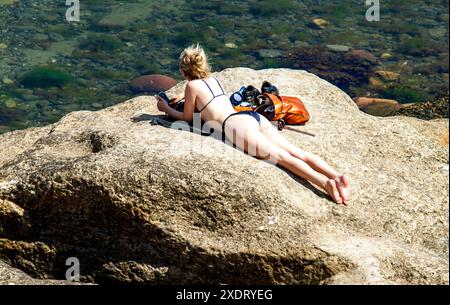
168,94,184,107
156,83,196,122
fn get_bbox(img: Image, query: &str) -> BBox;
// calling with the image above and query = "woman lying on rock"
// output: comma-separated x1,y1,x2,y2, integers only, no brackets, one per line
155,43,350,205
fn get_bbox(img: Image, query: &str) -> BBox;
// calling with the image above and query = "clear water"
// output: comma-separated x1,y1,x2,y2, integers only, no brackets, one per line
0,0,448,133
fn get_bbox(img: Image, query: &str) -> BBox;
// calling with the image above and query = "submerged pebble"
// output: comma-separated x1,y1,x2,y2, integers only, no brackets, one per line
2,76,13,84
4,98,17,109
326,44,350,52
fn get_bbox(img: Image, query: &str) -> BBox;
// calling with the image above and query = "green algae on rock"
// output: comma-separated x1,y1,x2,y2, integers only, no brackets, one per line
20,66,77,89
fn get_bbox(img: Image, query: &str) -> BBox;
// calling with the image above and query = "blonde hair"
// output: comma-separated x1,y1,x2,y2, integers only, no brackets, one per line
179,43,211,80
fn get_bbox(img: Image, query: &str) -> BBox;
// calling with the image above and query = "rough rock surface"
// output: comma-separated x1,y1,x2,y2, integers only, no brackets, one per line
393,94,449,120
0,259,80,285
0,68,448,285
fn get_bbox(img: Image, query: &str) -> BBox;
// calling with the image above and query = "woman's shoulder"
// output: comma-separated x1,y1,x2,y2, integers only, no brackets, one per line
187,77,210,89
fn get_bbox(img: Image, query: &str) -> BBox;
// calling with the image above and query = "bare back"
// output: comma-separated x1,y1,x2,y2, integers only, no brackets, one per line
188,77,236,125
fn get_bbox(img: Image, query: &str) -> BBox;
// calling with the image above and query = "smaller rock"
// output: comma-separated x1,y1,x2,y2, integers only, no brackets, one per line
348,49,377,63
225,42,237,49
326,44,350,52
22,95,39,101
130,75,177,94
375,70,400,81
0,43,7,49
92,103,103,108
160,58,172,66
368,77,385,89
310,18,328,29
353,97,403,116
257,49,283,58
393,94,449,120
33,33,49,42
428,27,447,39
2,77,13,85
3,99,17,109
381,53,393,59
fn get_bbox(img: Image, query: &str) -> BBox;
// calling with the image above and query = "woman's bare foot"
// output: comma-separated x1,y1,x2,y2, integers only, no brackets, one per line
324,179,343,204
333,175,350,205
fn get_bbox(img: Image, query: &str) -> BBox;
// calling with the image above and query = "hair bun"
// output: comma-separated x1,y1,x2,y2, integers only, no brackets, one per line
190,53,204,65
179,43,211,79
182,56,191,65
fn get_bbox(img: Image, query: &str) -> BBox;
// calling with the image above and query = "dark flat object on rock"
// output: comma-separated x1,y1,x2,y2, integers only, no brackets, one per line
149,116,211,136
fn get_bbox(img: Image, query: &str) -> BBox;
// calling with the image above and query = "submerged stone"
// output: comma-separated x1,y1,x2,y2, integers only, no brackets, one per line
257,49,283,58
129,75,177,93
326,44,350,52
310,18,328,29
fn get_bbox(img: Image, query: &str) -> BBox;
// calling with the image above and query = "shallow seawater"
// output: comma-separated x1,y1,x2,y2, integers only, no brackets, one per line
0,0,448,133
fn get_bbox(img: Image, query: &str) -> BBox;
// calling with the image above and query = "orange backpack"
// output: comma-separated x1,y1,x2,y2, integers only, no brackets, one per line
234,93,310,130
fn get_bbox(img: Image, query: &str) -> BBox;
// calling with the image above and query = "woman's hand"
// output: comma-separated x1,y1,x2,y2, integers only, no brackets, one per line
156,96,170,113
168,95,183,107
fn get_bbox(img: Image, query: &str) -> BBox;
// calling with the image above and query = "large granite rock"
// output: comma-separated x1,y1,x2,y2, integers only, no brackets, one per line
0,68,448,284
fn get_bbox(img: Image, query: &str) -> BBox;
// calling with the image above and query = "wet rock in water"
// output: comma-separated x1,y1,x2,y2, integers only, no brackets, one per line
380,53,393,59
2,77,13,85
392,94,449,120
92,103,103,109
32,33,49,42
375,70,400,82
353,97,403,116
0,68,448,285
225,42,237,49
310,18,328,29
257,49,283,59
0,43,7,49
285,47,376,92
3,99,17,109
348,50,377,64
368,77,386,90
326,45,350,53
129,75,177,94
428,26,448,39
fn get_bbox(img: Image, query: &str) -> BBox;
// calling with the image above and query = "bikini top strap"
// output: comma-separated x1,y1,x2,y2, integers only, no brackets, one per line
201,79,215,96
212,76,225,94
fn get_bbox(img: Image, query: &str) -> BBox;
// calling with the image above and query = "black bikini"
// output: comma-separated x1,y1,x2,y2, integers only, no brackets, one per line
197,76,261,140
197,76,227,112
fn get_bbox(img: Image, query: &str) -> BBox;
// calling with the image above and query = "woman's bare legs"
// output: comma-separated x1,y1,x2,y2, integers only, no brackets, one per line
259,118,350,204
224,116,343,204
